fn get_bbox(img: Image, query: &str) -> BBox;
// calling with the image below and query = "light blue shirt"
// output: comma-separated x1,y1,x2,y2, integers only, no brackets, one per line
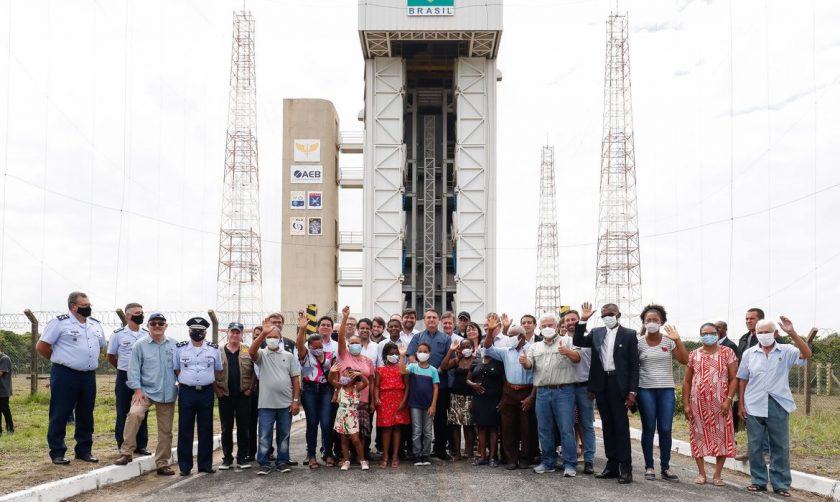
485,344,534,385
737,343,805,417
107,326,147,371
127,335,178,403
173,340,222,387
40,313,106,371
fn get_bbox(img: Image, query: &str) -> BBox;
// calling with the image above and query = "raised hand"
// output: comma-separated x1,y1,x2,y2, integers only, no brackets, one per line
297,310,308,329
261,317,275,337
341,305,351,320
518,350,528,366
581,302,594,322
450,339,460,352
777,316,796,336
663,324,681,341
398,345,407,357
501,313,511,329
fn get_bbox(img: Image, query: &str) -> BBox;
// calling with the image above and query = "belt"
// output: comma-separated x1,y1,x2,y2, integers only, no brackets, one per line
605,370,617,376
180,384,211,391
505,382,533,391
575,381,589,387
303,380,329,387
539,383,573,389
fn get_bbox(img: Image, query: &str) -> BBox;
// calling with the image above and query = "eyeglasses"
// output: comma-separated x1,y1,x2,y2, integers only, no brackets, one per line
149,321,166,327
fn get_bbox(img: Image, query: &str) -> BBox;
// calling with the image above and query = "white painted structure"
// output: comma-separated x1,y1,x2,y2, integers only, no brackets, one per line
359,0,502,320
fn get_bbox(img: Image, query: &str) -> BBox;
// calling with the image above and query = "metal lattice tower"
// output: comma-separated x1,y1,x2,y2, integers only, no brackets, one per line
595,12,642,326
535,145,561,316
216,11,263,327
422,115,436,309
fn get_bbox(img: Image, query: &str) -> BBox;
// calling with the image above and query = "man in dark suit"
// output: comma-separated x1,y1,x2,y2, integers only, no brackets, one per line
573,302,639,484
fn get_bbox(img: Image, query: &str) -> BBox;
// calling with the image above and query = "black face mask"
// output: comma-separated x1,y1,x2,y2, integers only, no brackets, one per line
189,330,206,342
130,314,144,325
76,306,92,318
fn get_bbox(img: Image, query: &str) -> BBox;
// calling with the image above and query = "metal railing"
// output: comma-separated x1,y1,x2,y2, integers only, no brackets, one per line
337,267,363,285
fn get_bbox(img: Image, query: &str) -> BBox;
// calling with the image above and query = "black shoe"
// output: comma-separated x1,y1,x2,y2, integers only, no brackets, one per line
595,468,619,479
434,451,453,461
198,468,216,474
288,460,299,466
52,457,71,465
505,462,519,471
661,469,679,481
179,471,190,476
618,471,633,484
76,454,99,463
134,448,153,456
277,463,291,473
583,462,594,475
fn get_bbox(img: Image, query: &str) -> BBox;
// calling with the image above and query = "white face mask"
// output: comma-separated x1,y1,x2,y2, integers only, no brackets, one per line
645,322,661,334
602,316,618,329
416,352,430,362
541,328,557,339
756,332,775,347
495,335,519,348
461,348,473,358
386,354,400,364
266,338,281,351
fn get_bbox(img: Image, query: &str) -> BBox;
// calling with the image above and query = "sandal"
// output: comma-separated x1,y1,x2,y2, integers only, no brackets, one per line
773,489,791,498
325,456,335,467
746,484,767,492
380,459,389,468
308,458,319,469
694,475,707,485
391,460,400,468
712,478,725,487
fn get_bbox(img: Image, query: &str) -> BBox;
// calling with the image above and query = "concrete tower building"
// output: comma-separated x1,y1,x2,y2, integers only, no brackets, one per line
358,0,502,321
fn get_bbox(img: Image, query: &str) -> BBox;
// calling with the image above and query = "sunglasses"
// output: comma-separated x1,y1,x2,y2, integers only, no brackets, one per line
149,321,166,327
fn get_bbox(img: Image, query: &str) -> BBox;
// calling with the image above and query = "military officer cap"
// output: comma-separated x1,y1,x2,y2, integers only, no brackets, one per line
228,322,244,332
186,317,210,330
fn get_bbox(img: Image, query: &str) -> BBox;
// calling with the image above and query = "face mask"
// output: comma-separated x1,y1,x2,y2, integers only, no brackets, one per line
339,376,352,386
386,354,400,364
700,334,718,346
541,328,557,339
130,314,144,325
416,352,430,363
266,338,281,350
76,306,92,318
310,348,324,358
602,316,618,329
349,343,362,356
645,322,661,334
756,332,775,347
189,330,206,342
461,348,473,358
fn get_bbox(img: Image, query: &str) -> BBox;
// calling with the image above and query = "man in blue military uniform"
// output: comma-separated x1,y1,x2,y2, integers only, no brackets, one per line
174,316,222,475
36,291,106,465
107,302,151,456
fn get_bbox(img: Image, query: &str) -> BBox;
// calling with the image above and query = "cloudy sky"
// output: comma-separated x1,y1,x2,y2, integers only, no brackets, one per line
0,0,838,337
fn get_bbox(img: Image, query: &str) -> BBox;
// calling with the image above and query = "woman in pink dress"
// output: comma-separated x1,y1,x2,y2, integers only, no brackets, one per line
682,322,739,486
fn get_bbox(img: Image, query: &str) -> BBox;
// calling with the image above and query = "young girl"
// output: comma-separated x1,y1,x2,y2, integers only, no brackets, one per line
407,342,439,466
329,366,370,471
373,343,410,468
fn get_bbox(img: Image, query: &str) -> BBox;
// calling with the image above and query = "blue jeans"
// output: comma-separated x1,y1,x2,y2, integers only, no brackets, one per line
535,386,577,469
573,385,596,464
258,408,292,467
637,387,675,470
746,397,791,491
301,382,335,459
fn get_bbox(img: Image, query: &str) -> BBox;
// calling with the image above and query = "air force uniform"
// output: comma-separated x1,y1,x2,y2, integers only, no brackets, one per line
108,325,149,452
40,313,106,461
174,317,222,474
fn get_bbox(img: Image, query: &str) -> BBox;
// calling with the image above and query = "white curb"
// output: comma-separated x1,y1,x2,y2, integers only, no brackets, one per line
0,413,305,502
594,419,840,500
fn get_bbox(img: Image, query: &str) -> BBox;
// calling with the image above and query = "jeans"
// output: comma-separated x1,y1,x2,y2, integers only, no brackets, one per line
0,396,13,433
535,386,577,470
258,408,292,467
573,384,596,464
637,387,675,470
410,407,434,457
301,381,334,459
746,397,791,490
114,369,147,451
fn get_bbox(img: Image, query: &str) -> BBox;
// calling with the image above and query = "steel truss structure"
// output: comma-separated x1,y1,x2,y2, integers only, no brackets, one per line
216,11,264,328
595,12,642,326
535,145,561,316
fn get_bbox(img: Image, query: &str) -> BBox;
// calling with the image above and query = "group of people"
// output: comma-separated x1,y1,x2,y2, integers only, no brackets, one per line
34,291,811,497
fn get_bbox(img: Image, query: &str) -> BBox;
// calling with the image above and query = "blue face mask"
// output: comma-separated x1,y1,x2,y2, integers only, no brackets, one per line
349,343,362,356
701,334,718,346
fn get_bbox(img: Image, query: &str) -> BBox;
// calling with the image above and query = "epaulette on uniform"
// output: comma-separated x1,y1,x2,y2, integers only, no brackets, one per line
176,340,190,347
141,327,149,332
207,342,219,349
113,327,123,333
57,314,70,320
89,317,100,323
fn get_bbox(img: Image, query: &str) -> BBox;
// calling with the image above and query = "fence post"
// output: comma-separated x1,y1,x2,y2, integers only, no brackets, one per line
804,327,818,416
827,363,833,396
116,308,127,327
208,310,219,345
24,309,38,397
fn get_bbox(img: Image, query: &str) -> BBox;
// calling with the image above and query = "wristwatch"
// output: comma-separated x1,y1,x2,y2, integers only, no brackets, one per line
293,398,300,403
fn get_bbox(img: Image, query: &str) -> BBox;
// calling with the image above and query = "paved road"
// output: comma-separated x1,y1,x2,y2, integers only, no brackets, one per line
73,422,809,502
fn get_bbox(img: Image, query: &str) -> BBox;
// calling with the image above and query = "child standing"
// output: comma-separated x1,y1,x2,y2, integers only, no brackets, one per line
373,343,410,468
330,367,370,471
406,342,439,466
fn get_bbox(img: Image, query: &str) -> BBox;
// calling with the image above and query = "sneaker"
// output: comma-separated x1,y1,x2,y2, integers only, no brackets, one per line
361,461,370,471
533,463,556,474
423,456,432,466
414,458,425,467
257,466,271,476
277,464,291,473
661,469,679,481
645,468,655,480
218,462,232,471
340,461,350,471
583,462,594,475
488,459,499,468
564,467,577,477
237,462,252,469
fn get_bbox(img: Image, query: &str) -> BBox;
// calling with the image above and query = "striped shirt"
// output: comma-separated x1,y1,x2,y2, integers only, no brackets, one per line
638,336,676,388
